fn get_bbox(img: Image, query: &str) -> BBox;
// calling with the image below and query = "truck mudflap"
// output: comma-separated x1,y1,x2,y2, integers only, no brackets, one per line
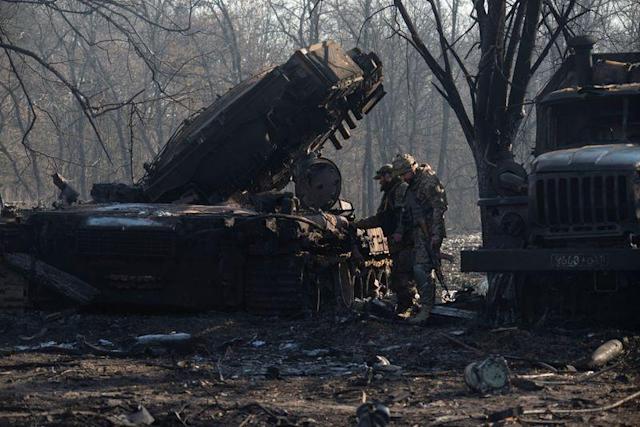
461,248,640,272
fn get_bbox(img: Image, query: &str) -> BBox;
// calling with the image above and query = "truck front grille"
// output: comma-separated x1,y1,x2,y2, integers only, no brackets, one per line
534,173,632,230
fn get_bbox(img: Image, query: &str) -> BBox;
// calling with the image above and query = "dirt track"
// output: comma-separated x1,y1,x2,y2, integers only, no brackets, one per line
0,234,639,426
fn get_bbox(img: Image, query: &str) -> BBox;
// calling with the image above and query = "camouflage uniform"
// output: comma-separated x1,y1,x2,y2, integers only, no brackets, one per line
393,154,448,322
405,163,447,262
354,166,415,310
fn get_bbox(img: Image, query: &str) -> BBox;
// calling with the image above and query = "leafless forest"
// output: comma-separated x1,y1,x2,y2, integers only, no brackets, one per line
1,0,637,232
3,2,640,425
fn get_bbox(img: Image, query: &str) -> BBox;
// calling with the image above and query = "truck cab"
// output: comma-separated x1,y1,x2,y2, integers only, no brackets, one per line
530,86,640,247
461,37,640,321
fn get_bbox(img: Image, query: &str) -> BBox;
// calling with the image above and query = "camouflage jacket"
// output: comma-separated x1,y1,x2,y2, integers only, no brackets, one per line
404,164,448,240
355,179,408,237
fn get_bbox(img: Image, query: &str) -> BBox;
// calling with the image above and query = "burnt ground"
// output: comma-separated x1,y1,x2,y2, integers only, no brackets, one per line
0,234,639,426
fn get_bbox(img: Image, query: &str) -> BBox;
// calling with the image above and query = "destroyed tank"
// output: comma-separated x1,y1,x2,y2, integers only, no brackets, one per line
461,36,640,323
0,41,388,314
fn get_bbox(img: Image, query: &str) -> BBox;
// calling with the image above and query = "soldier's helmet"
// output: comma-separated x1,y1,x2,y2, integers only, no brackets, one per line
373,164,393,180
392,154,417,176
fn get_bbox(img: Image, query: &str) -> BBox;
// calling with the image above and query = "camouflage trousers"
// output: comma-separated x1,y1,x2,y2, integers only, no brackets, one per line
389,246,416,312
412,229,436,308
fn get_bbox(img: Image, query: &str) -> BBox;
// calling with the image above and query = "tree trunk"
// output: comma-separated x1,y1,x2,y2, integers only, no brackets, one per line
437,101,451,176
360,0,375,216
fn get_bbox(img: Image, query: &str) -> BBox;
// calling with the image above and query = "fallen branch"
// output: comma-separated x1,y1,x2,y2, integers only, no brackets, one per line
18,327,48,341
535,361,624,386
239,414,256,427
239,402,283,419
518,417,566,424
503,355,559,373
440,332,561,373
0,409,113,422
439,333,484,355
431,413,486,425
524,390,640,416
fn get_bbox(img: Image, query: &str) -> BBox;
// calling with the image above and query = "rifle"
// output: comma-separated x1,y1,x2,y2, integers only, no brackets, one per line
417,220,450,293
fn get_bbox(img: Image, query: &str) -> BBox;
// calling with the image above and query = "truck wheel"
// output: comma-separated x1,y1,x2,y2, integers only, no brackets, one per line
514,273,548,326
486,273,541,326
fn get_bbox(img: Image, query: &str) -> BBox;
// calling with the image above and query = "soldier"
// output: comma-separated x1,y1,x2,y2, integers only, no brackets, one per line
353,164,416,312
392,154,448,324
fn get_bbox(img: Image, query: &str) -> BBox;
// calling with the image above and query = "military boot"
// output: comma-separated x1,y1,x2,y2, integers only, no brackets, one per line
395,287,416,314
409,278,435,324
409,305,430,324
396,300,412,314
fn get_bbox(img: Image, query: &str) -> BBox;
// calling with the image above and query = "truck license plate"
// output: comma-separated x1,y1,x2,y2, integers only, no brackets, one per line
551,253,609,269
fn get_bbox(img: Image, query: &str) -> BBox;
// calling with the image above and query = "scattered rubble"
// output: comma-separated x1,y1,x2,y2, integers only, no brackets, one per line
110,405,155,426
0,308,638,426
134,332,192,345
586,338,625,369
356,402,390,427
463,356,511,394
0,235,637,425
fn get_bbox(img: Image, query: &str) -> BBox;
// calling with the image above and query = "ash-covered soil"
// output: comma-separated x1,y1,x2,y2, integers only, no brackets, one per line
0,233,639,426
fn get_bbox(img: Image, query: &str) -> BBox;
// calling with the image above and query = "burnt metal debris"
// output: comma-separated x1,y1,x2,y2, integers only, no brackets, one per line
461,36,640,323
0,41,388,314
463,356,511,395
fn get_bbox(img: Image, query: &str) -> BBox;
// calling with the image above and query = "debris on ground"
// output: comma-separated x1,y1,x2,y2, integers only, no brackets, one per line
0,309,637,426
134,332,192,345
110,405,155,426
463,356,511,394
586,338,625,369
356,402,390,427
0,234,637,425
431,305,477,320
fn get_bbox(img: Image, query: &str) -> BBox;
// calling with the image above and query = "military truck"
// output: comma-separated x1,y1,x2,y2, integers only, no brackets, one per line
461,36,640,322
0,41,388,314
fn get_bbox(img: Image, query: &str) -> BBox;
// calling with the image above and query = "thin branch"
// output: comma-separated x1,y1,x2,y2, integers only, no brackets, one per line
530,1,581,75
0,40,113,163
356,5,395,48
393,0,474,144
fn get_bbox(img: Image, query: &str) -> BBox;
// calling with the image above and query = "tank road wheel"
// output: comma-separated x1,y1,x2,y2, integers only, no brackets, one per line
365,268,378,298
303,273,322,315
377,268,390,297
352,269,365,299
333,261,354,309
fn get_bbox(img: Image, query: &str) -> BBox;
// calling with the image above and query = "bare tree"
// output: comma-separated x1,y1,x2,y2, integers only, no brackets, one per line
0,0,198,197
0,0,633,235
392,0,585,234
435,0,459,178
